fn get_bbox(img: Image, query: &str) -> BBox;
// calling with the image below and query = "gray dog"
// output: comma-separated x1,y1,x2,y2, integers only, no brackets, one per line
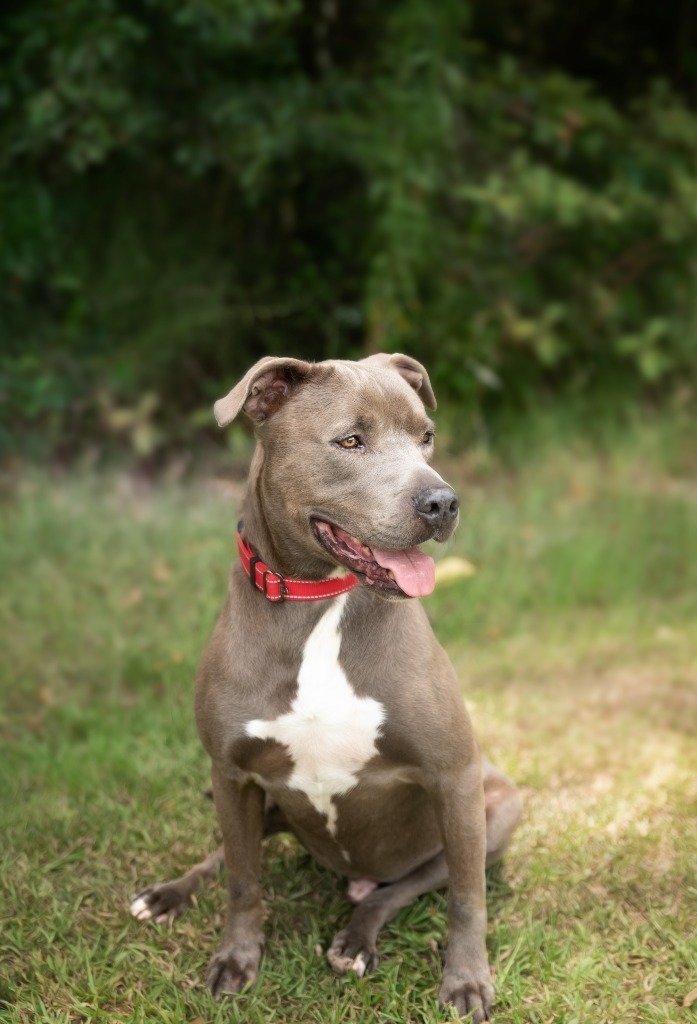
131,353,521,1022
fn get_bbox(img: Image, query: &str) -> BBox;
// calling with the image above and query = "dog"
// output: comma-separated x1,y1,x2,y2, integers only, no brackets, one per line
130,353,522,1022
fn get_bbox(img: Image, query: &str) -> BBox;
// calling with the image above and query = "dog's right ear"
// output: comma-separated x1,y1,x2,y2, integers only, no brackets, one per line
214,357,314,426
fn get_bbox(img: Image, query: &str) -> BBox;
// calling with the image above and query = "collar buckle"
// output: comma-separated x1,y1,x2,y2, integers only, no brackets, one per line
261,568,287,602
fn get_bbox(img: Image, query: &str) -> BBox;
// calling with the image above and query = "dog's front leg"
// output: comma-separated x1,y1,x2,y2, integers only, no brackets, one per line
434,760,494,1023
206,763,266,998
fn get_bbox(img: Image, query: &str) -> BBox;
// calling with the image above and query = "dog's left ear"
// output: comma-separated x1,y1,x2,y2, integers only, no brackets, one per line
362,353,436,410
214,356,314,426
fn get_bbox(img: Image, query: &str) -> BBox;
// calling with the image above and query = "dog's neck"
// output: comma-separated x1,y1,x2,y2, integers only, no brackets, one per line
239,447,340,582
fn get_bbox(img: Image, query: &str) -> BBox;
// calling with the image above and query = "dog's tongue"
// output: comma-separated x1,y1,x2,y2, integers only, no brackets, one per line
371,546,435,598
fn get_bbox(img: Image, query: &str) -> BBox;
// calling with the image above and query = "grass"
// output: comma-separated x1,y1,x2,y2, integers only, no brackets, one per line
1,409,696,1024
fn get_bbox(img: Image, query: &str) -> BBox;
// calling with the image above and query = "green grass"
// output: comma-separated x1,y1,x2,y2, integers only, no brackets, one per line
1,412,696,1024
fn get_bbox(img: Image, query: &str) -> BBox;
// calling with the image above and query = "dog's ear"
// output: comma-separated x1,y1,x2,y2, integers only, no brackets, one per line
362,353,436,410
214,357,314,426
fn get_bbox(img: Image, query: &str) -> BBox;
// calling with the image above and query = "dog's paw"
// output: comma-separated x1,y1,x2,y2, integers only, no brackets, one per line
327,928,379,979
439,967,494,1023
129,883,191,925
206,947,261,998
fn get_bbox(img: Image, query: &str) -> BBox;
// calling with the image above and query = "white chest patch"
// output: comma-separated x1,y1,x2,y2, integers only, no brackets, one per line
245,594,385,836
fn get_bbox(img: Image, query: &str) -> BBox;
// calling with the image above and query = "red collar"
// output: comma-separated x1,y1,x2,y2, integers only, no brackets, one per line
236,530,359,603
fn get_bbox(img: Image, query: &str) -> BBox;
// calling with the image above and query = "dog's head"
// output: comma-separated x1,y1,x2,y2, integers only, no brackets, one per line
214,354,459,599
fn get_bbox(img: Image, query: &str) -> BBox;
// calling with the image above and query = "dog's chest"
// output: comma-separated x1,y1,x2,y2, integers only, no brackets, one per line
245,595,385,834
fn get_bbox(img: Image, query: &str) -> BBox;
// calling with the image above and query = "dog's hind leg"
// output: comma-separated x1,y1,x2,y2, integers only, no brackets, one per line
328,851,449,977
130,846,225,923
482,757,523,868
130,798,291,924
327,765,521,976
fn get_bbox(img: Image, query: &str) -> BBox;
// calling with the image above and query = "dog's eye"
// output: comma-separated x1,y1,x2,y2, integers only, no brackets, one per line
337,435,363,450
422,431,434,445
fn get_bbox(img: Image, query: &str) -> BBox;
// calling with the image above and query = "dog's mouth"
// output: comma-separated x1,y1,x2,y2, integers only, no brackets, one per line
311,520,435,598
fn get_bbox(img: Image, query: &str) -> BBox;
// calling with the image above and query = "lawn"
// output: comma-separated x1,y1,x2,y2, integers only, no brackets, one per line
1,411,696,1024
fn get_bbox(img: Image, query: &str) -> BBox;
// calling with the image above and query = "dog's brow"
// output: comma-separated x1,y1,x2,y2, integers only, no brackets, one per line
397,411,435,435
331,414,375,436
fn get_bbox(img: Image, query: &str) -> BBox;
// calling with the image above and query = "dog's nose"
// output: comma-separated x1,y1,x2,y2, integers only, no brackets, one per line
413,486,459,529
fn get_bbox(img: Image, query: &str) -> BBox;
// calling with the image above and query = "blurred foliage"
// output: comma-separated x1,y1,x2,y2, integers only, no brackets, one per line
1,0,697,458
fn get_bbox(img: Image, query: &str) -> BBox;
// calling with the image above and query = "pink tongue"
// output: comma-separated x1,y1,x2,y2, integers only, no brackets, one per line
371,546,435,598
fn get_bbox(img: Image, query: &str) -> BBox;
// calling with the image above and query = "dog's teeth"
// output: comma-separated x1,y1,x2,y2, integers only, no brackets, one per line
349,535,372,558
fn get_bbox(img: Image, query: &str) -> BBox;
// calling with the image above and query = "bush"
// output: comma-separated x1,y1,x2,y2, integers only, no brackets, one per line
1,0,696,458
